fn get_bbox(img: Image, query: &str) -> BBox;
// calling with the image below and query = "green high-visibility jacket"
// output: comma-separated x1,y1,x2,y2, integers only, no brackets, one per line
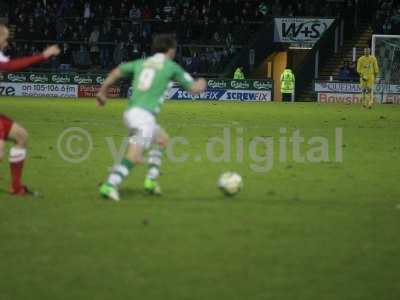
234,68,245,80
280,69,295,94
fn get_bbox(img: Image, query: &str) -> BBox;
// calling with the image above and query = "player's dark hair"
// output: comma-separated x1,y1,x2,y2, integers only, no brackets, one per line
151,34,177,54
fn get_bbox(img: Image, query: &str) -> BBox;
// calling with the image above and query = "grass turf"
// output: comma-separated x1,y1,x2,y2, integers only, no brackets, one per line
0,97,400,300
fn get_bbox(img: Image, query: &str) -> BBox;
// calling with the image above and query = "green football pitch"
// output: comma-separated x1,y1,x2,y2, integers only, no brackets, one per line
0,97,400,300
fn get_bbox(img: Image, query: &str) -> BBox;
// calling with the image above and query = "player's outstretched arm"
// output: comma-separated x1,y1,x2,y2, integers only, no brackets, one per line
96,68,123,106
42,45,61,59
173,64,206,96
189,78,207,95
0,45,60,72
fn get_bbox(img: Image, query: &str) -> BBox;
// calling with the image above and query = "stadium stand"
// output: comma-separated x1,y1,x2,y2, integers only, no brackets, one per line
2,0,372,77
1,0,394,102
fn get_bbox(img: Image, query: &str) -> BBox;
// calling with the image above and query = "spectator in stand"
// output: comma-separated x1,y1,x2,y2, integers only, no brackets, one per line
33,2,45,18
119,2,128,17
383,17,393,34
131,44,141,60
58,0,73,17
209,56,219,73
95,3,105,19
220,49,229,68
14,14,27,39
218,18,230,37
43,19,57,40
232,16,243,43
225,33,234,48
74,44,91,69
284,4,295,17
26,18,37,41
129,4,141,19
191,52,200,74
199,54,208,73
62,25,74,41
88,26,100,67
212,32,223,45
338,61,351,81
55,18,66,41
113,42,127,66
126,31,135,47
348,61,359,82
320,3,332,17
83,2,90,19
390,8,400,33
99,26,112,69
106,5,115,18
59,43,73,70
142,5,152,19
271,0,282,16
114,28,124,44
126,31,139,60
70,31,80,51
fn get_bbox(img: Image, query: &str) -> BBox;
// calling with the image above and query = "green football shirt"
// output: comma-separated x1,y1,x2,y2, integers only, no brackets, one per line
119,53,194,114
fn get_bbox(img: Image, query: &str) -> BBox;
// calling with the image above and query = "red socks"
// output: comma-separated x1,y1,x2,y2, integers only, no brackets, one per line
9,147,27,194
10,160,25,192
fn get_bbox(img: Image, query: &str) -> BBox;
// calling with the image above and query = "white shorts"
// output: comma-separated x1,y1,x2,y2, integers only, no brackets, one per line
123,107,160,149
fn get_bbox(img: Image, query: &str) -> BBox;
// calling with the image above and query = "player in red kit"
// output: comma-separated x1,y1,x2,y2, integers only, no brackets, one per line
0,24,60,195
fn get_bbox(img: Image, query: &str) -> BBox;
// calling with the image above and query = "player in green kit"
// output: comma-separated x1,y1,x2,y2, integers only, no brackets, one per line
96,34,207,201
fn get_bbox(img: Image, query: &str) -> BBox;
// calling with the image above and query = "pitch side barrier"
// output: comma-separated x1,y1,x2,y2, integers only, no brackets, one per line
129,79,274,101
314,80,400,104
162,79,274,102
0,72,274,101
0,72,112,98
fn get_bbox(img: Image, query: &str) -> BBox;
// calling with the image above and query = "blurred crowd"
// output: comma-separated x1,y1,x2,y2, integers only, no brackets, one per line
373,0,400,34
3,0,353,75
337,60,359,82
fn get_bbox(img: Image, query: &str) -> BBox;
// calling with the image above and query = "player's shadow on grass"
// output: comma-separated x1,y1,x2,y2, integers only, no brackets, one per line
0,187,8,197
120,188,157,200
117,188,235,203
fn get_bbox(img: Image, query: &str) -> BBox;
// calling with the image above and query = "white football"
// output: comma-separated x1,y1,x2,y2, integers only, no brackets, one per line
218,172,243,196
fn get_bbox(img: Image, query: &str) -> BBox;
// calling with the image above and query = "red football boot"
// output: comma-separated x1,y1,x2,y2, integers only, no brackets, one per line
10,185,30,196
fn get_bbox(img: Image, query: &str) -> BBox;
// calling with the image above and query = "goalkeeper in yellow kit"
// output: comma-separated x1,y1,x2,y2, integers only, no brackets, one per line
357,47,379,108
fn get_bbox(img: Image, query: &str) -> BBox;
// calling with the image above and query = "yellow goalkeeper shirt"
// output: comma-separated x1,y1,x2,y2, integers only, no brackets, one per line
357,55,379,78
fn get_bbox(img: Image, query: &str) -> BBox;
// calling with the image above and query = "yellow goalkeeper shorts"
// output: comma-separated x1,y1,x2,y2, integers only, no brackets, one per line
360,76,375,89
